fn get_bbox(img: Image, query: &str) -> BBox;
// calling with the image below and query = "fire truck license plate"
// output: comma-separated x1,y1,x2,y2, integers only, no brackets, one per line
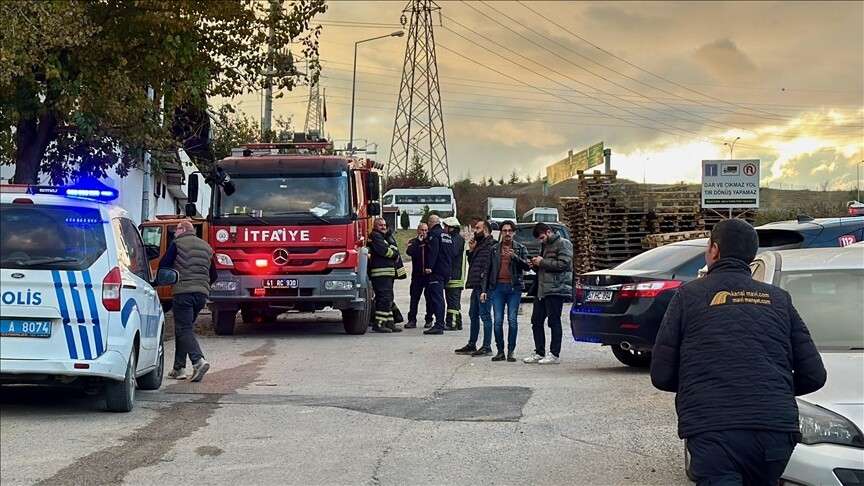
262,278,299,289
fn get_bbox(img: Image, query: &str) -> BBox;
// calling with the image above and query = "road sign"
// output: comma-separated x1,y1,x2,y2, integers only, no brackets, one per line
701,159,760,209
547,141,604,186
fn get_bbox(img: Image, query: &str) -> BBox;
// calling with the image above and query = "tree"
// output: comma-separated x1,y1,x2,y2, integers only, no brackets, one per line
1,0,326,183
497,176,505,186
400,210,410,230
209,105,292,160
420,204,431,224
508,169,520,185
487,177,495,186
526,173,533,183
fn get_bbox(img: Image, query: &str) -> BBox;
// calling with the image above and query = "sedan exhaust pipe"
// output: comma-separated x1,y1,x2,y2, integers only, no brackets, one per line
620,341,633,351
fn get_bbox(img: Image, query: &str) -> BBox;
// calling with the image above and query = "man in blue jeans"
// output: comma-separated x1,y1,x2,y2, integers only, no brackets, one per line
485,220,531,362
523,222,573,365
454,220,495,355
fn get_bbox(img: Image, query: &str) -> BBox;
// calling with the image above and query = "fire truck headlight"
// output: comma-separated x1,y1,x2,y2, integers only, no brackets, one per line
215,253,234,267
325,280,354,291
328,252,348,265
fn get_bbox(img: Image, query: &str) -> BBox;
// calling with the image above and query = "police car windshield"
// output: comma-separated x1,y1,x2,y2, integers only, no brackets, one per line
0,204,108,270
215,172,350,223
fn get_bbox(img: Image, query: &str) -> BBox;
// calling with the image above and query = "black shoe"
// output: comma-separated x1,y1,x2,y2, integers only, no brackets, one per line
404,321,417,329
491,351,506,361
444,325,457,331
372,325,392,333
423,327,443,335
386,323,402,333
471,347,492,357
456,324,463,330
454,345,476,355
507,351,516,362
423,321,434,329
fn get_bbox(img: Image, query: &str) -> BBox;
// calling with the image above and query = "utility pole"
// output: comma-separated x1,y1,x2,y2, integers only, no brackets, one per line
262,0,278,139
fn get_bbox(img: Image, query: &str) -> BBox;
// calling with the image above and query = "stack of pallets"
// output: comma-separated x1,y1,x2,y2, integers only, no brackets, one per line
577,170,649,271
559,197,592,274
641,230,711,249
644,185,705,233
701,209,757,231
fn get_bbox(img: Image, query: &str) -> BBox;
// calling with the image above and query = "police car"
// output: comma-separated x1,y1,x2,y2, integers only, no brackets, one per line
0,181,178,412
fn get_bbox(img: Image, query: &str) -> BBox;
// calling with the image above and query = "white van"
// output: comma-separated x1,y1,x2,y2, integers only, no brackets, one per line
0,181,178,412
522,207,559,223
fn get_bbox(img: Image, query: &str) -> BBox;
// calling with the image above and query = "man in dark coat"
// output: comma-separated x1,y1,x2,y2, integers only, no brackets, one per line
422,215,453,335
404,223,432,329
368,218,402,333
453,220,495,354
442,217,466,331
651,218,826,485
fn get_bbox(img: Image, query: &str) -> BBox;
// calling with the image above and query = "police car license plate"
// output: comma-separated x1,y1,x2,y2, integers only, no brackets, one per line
585,290,613,302
262,278,299,289
1,320,52,338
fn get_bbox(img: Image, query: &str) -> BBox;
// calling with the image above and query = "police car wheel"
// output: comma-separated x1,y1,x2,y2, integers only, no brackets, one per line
137,341,164,391
106,347,136,413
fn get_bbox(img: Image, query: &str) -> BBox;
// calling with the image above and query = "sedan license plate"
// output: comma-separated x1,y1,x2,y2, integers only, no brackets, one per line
1,320,52,338
262,278,299,289
585,290,613,302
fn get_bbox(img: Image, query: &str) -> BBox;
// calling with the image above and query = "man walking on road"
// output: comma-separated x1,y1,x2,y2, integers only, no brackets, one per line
454,220,495,355
651,219,826,485
487,220,531,362
368,218,402,333
442,217,466,331
160,221,216,382
423,215,453,335
404,223,432,329
523,223,572,365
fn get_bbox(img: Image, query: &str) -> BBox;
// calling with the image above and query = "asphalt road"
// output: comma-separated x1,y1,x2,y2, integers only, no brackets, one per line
1,265,690,486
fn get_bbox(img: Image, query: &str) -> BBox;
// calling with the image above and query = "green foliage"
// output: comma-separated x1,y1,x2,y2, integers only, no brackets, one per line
1,0,326,183
399,210,410,230
209,105,292,160
384,155,434,190
420,204,431,224
508,169,520,184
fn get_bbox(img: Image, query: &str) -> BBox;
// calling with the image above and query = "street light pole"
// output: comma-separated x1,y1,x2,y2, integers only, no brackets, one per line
349,31,404,154
723,136,741,159
857,159,864,202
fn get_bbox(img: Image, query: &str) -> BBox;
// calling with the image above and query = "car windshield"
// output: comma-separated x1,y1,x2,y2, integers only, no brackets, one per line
0,204,108,270
778,269,864,350
615,244,706,272
532,213,558,222
215,172,350,222
490,209,516,219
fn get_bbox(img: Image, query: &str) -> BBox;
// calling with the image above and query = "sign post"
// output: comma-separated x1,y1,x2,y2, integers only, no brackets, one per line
701,159,760,219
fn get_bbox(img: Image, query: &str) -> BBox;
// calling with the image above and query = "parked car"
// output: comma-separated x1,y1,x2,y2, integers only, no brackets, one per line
512,222,570,295
848,200,864,216
571,215,864,367
683,246,864,483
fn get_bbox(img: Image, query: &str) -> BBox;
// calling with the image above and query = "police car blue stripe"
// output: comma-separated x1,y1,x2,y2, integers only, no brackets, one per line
66,271,86,324
121,298,137,329
51,270,77,360
81,270,104,356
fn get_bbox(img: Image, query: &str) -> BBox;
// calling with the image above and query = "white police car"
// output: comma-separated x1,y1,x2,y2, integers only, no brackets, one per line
0,181,178,412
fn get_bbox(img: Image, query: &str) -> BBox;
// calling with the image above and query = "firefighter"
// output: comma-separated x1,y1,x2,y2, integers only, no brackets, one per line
368,218,402,333
442,217,466,330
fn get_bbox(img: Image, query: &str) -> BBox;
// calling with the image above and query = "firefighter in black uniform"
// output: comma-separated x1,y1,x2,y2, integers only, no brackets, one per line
368,218,402,333
442,217,466,330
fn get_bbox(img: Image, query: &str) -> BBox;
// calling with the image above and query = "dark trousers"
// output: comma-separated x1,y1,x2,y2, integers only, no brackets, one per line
408,275,431,323
172,292,207,371
425,276,446,330
445,287,463,329
468,287,493,348
371,277,395,325
531,296,564,357
687,430,799,485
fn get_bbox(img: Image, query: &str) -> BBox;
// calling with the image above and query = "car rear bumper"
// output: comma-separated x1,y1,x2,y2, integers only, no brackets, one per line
570,306,666,350
209,269,366,310
782,443,864,485
0,349,128,383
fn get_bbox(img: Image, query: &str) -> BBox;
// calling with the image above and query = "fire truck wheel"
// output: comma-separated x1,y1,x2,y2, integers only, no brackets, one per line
342,287,371,335
213,310,236,335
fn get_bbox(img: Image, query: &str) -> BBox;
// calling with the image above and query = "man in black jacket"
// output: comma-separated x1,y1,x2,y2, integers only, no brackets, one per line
368,218,402,333
404,223,432,329
443,217,466,331
484,220,531,362
422,215,453,335
454,220,495,354
651,219,826,484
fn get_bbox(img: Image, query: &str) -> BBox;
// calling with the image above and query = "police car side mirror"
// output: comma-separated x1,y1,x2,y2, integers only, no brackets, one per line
153,268,179,287
368,202,381,216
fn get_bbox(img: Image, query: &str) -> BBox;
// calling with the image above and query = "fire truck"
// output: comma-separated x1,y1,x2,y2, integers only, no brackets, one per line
184,138,383,335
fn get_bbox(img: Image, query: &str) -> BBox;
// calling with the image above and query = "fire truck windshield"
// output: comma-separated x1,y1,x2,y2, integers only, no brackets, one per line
215,172,350,224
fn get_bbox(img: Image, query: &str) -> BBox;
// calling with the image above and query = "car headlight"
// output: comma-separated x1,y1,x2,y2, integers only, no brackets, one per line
324,280,354,291
215,253,234,267
328,252,348,265
798,399,864,448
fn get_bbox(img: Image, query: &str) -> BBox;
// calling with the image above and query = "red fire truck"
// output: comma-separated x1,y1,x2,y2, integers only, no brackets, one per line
184,139,382,335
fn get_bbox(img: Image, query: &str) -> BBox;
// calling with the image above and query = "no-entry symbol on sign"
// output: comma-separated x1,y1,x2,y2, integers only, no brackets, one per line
743,163,757,177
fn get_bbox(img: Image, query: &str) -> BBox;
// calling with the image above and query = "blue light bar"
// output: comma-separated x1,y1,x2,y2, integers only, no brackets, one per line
27,178,119,202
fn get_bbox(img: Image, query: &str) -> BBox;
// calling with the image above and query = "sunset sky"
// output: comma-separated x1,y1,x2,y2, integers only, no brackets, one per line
231,1,864,190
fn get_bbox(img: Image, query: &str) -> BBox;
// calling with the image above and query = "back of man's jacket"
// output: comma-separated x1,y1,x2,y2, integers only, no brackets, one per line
651,258,827,439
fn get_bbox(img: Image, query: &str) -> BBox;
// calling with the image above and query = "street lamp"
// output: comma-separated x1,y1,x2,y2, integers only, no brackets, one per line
723,137,741,159
348,31,404,154
857,159,864,202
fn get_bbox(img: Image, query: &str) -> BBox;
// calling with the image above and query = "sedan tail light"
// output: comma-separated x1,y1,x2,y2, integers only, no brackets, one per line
618,280,682,299
574,280,584,301
102,267,122,311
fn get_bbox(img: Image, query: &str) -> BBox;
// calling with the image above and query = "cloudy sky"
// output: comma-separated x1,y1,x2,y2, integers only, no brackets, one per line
232,1,863,190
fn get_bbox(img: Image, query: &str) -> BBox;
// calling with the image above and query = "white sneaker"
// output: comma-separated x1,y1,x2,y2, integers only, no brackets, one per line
522,353,543,364
167,368,187,380
191,359,210,382
538,355,560,365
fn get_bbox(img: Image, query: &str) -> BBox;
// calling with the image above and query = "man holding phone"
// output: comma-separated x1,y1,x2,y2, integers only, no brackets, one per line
454,220,495,356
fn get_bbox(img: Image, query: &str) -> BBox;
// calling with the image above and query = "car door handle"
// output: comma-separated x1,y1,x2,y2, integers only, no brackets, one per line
123,284,137,290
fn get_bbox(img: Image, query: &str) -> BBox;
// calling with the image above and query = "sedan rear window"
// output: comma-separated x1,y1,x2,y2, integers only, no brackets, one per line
0,204,108,271
779,269,864,350
614,245,706,273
